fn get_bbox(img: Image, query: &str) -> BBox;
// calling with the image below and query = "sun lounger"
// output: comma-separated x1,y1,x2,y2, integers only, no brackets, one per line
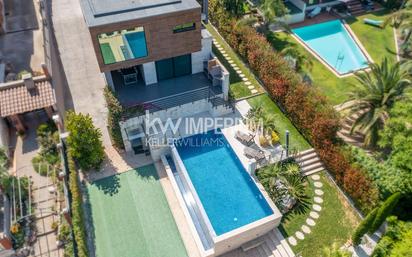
364,18,383,27
244,146,266,162
235,131,255,146
308,7,321,18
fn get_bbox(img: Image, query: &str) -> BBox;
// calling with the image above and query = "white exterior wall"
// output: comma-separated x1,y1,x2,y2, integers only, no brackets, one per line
0,118,9,154
192,29,213,74
104,71,115,90
142,62,158,85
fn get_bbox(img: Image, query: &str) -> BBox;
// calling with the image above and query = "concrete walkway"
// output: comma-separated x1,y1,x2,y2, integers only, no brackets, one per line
51,0,109,145
12,114,62,257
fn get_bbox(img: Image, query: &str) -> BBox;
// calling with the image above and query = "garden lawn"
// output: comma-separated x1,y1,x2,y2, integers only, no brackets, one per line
86,165,188,257
206,23,265,99
266,10,396,105
280,172,360,257
248,94,311,151
345,10,397,63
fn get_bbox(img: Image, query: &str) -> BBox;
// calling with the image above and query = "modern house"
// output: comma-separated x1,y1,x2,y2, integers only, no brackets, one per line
80,0,232,154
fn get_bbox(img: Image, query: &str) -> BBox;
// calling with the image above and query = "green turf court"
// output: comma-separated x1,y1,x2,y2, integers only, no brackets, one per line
86,165,188,257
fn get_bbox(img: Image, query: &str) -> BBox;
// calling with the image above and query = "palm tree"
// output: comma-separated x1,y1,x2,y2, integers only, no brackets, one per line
341,58,411,147
260,0,288,24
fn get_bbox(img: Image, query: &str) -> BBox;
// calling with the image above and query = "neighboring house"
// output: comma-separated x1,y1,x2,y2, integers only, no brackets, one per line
80,0,231,155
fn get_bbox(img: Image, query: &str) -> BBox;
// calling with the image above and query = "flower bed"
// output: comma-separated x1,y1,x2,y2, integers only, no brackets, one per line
209,0,379,213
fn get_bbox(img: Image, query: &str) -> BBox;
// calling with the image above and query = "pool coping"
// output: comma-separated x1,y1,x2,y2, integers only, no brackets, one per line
162,142,282,256
291,19,373,78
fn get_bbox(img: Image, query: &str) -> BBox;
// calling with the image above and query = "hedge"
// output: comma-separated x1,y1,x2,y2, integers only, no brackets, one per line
103,87,124,149
209,0,379,213
68,152,89,257
352,207,378,245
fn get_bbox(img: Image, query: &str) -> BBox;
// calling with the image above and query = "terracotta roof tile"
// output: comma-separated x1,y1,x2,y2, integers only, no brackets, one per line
0,80,55,117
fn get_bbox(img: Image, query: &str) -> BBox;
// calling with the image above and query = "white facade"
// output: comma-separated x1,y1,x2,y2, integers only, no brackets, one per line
141,62,158,85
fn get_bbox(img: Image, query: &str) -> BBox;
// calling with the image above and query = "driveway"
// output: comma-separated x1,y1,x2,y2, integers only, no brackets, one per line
0,0,44,73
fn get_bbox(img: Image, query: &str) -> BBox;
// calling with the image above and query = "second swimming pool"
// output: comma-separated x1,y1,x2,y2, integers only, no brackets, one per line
292,19,369,75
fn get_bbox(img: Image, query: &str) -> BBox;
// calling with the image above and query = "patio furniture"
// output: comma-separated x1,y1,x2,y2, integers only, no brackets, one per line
244,146,266,163
235,131,255,146
363,18,383,27
308,6,321,18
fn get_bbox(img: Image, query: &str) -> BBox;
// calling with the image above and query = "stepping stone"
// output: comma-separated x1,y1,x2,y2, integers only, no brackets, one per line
233,67,240,71
228,60,234,64
223,54,229,58
311,174,320,180
236,70,243,74
313,204,322,212
251,89,258,94
310,211,320,219
247,86,255,90
295,231,305,240
306,218,316,226
314,197,324,204
221,50,226,54
314,182,323,188
288,236,297,246
315,189,324,196
301,225,311,234
242,77,249,82
245,81,252,85
217,47,223,51
239,74,246,78
231,63,237,67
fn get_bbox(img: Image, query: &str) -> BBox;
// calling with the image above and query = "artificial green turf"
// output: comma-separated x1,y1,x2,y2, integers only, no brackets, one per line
248,94,312,152
266,10,396,105
206,23,265,99
100,43,116,64
86,165,188,257
345,10,397,63
280,172,361,257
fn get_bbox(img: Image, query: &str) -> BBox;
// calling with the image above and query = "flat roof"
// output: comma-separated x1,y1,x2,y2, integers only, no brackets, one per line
80,0,201,27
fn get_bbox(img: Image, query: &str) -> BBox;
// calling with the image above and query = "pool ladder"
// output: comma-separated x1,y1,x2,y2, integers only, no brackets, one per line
335,52,344,70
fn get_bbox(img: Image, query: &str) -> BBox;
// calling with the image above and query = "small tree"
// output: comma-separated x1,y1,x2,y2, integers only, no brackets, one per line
352,207,378,245
66,111,105,171
322,243,351,257
369,192,402,233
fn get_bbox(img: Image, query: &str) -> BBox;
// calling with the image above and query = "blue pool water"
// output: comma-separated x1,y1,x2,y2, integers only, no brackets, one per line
124,31,148,59
292,20,368,74
175,130,273,236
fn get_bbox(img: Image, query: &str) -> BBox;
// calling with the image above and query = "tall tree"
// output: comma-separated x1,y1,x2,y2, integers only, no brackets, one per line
341,58,411,147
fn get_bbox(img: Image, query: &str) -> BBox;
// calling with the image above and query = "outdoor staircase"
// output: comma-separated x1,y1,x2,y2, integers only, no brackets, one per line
294,148,325,176
346,0,365,15
221,229,295,257
336,112,372,155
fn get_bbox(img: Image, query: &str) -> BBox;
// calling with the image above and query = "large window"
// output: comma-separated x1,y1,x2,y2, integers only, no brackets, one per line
173,22,196,33
97,26,148,65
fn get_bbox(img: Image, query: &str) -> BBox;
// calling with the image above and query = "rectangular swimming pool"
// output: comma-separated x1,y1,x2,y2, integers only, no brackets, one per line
175,130,273,236
124,31,148,59
292,19,369,75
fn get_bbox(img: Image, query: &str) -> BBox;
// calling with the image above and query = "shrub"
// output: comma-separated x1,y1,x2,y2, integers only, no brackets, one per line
66,111,105,171
372,216,412,257
352,207,378,245
209,0,379,213
370,192,402,233
103,87,124,149
67,152,88,257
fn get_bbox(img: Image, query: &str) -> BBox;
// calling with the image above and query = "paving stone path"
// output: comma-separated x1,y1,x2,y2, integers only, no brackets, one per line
212,40,258,95
287,174,325,246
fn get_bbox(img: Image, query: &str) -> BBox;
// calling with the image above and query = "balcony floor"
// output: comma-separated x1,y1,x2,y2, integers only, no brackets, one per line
112,72,213,107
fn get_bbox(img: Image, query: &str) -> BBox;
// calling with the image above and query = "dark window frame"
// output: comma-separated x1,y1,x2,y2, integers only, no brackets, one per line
173,22,196,33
